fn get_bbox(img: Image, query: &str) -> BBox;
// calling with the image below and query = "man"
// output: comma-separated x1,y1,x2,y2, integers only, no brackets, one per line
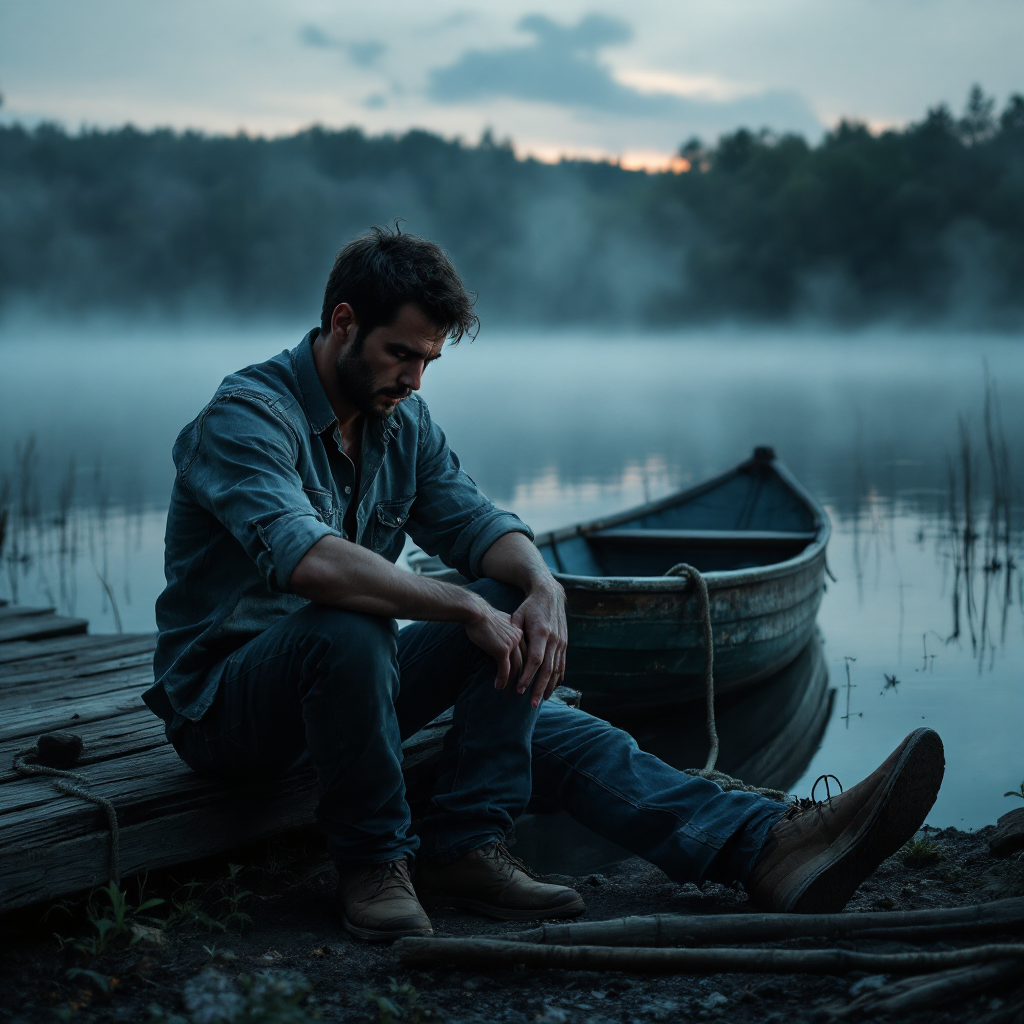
145,227,945,941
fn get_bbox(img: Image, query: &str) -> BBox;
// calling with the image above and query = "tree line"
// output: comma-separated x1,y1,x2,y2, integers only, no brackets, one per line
1,87,1021,326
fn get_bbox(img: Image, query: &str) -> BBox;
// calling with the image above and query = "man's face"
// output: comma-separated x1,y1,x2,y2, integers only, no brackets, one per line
335,303,446,420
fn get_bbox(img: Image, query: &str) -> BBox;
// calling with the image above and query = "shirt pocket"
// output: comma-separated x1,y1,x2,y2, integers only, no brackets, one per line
303,487,337,528
371,494,416,559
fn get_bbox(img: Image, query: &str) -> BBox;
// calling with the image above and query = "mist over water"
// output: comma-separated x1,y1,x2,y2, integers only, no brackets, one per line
1,321,1022,829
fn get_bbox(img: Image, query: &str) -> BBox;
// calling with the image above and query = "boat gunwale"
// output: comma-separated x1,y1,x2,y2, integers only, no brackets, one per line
538,452,831,595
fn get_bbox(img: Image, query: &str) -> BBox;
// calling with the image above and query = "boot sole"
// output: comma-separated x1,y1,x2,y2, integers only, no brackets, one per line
417,892,587,921
341,914,433,942
783,728,945,913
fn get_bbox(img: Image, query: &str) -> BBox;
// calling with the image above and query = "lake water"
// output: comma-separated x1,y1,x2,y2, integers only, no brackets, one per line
1,321,1023,834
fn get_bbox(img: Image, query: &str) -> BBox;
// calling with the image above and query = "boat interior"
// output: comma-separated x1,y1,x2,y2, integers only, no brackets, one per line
537,462,820,577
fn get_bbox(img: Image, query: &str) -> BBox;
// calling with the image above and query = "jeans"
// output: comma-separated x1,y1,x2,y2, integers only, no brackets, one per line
169,580,786,884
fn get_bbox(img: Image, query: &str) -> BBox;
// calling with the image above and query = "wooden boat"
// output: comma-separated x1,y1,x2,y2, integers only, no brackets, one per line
409,447,830,716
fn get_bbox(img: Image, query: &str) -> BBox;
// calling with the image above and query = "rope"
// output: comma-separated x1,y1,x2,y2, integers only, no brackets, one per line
664,563,791,803
13,741,121,886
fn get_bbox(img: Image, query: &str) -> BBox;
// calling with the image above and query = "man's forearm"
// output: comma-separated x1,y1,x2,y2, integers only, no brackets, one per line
289,535,482,623
479,531,561,595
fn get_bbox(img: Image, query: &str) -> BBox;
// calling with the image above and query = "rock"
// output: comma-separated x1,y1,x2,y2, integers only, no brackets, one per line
36,732,83,768
988,806,1024,858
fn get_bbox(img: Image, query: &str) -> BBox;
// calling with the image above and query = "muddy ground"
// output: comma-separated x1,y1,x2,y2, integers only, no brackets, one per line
1,823,1022,1024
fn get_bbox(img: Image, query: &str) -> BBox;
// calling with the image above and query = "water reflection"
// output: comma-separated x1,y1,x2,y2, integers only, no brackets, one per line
515,632,832,876
0,446,153,632
943,380,1018,668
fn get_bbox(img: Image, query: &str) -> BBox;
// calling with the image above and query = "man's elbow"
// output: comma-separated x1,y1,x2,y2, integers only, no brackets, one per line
289,537,341,601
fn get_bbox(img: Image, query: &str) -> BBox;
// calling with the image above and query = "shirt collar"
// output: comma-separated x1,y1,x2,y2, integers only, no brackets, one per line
291,329,339,435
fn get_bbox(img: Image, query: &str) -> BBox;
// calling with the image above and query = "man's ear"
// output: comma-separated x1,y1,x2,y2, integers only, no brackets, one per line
331,302,359,345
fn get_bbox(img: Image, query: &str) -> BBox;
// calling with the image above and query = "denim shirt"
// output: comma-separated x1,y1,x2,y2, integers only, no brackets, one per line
146,330,532,726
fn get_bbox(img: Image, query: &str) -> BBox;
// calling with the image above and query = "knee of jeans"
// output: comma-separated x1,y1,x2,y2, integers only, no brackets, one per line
536,702,640,761
469,578,524,615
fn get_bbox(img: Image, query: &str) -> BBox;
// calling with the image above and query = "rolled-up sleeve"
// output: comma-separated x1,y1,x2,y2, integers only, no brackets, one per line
177,395,340,592
406,402,532,580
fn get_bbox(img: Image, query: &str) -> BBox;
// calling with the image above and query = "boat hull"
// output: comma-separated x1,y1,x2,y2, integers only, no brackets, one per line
558,545,825,715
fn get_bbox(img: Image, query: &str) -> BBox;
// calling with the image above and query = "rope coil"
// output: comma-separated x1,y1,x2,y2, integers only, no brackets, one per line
12,740,121,886
664,562,791,803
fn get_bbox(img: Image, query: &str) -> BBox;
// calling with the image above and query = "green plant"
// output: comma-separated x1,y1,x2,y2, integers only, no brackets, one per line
365,980,439,1024
901,835,944,869
167,864,254,934
1004,781,1024,801
62,881,164,957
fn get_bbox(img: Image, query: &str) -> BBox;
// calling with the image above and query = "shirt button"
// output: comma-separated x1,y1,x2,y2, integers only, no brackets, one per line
344,486,352,495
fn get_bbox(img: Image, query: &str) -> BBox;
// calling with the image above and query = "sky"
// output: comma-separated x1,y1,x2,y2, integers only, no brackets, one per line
1,0,1022,166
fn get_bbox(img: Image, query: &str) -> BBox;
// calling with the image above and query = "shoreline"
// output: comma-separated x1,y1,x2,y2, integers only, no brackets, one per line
2,820,1022,1023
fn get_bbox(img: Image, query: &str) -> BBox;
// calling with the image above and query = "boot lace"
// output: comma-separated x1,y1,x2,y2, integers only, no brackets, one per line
366,859,416,900
784,774,844,822
484,842,538,881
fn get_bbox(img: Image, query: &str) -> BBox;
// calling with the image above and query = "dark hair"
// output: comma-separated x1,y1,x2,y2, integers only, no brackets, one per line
320,225,478,343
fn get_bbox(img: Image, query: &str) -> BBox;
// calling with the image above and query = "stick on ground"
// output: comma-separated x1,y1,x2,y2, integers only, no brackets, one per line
394,938,1024,976
509,898,1024,947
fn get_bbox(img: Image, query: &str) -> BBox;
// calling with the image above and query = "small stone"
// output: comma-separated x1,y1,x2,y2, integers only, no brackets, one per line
989,807,1024,858
699,992,728,1011
849,975,887,997
536,1007,569,1024
640,999,679,1020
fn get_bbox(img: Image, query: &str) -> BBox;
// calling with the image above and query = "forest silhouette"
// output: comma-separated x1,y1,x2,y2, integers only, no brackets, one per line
1,87,1021,326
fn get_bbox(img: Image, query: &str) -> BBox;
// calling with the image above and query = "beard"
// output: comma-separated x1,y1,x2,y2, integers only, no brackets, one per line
335,343,410,420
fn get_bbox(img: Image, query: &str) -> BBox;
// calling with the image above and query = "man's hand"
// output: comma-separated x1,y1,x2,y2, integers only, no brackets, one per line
511,579,568,708
463,597,525,693
479,531,570,708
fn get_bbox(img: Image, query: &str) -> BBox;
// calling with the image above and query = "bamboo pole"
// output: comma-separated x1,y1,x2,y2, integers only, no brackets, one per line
509,898,1024,947
394,938,1024,976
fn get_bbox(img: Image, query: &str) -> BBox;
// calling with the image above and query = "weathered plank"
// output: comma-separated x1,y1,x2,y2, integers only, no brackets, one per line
3,766,321,908
0,638,156,684
0,633,151,666
0,662,152,705
0,612,89,643
0,685,148,743
0,605,55,621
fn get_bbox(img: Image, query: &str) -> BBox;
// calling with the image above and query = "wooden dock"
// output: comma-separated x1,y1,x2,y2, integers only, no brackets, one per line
0,601,445,913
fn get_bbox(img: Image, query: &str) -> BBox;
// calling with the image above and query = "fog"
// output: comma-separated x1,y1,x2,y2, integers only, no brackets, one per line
2,323,1022,523
2,88,1023,329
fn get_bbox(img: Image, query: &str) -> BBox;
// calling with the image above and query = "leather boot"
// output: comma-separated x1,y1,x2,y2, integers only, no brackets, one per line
416,842,586,921
749,728,944,913
337,859,433,941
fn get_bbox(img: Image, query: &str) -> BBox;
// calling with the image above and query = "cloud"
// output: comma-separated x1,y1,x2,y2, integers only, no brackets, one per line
298,25,386,68
428,13,821,138
299,25,333,49
429,13,632,109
